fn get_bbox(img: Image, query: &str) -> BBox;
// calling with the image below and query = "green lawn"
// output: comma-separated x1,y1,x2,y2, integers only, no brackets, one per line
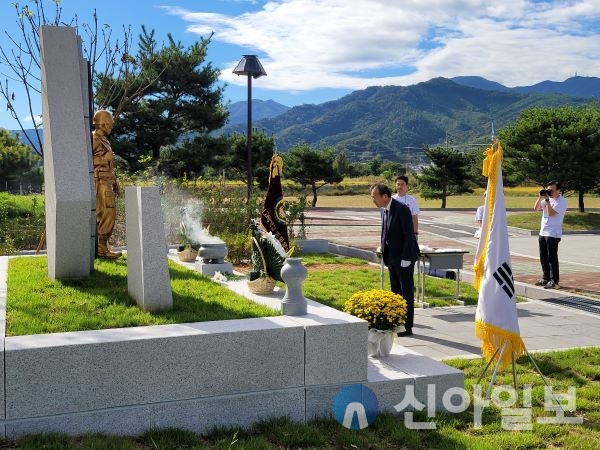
508,211,600,231
6,256,278,336
301,253,480,309
5,347,599,449
309,187,600,210
4,253,481,336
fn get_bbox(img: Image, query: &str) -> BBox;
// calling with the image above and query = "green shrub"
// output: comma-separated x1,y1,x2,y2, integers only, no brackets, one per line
0,192,43,217
285,193,308,240
220,230,251,264
0,193,45,253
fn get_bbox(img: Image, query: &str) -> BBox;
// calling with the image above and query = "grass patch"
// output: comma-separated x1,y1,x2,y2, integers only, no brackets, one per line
140,428,202,449
300,252,368,266
507,211,600,231
299,253,479,309
6,252,475,336
8,348,600,448
6,256,278,336
304,189,600,209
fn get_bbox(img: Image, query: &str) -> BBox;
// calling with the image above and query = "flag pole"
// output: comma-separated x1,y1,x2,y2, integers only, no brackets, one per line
523,347,566,413
511,348,518,391
485,340,508,400
476,344,503,385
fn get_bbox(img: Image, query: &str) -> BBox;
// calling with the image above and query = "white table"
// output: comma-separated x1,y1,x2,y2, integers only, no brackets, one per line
416,249,469,304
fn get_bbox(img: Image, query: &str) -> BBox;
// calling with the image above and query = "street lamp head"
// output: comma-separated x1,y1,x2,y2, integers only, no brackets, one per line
233,55,267,79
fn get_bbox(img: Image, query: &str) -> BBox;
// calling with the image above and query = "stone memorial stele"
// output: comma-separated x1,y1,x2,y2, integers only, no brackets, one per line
40,25,95,279
125,186,173,311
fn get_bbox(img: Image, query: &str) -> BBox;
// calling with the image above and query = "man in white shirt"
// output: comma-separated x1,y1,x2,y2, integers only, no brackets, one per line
474,192,486,239
533,181,567,289
392,176,420,239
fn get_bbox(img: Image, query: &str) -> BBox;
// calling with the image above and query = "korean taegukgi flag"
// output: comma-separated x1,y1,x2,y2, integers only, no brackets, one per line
473,140,525,368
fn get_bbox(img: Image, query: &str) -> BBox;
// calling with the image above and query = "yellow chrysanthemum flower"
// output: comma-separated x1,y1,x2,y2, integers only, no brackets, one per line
343,289,407,330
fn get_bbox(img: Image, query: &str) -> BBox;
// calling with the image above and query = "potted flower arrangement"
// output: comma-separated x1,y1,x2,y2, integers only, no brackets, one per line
247,236,277,294
247,220,288,295
177,232,199,262
344,289,407,357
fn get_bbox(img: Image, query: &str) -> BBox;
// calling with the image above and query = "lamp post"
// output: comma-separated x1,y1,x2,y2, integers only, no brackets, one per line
233,55,267,201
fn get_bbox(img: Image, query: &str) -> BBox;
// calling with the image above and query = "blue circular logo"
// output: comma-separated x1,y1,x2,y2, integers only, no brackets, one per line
332,384,378,429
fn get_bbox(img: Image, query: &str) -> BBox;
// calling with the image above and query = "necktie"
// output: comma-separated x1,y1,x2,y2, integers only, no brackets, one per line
381,209,388,248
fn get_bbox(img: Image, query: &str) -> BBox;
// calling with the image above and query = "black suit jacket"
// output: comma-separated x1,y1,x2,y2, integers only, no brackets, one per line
382,198,419,267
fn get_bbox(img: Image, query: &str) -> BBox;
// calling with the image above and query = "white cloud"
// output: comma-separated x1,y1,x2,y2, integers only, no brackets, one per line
21,114,43,126
163,0,600,92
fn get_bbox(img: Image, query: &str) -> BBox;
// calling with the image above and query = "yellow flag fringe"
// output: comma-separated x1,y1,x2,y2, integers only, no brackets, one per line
475,320,525,368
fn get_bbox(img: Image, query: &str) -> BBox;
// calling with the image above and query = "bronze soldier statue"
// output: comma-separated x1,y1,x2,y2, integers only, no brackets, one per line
92,110,122,259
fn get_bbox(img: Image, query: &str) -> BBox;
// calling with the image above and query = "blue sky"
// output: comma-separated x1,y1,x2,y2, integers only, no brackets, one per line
1,0,600,130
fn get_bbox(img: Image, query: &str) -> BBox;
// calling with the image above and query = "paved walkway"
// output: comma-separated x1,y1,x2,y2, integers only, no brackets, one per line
303,208,600,360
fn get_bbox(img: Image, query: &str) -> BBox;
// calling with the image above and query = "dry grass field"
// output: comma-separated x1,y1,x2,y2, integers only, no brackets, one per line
292,189,600,209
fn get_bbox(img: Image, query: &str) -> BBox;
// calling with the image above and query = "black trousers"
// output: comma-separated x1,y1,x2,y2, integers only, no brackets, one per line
388,261,415,329
538,236,561,283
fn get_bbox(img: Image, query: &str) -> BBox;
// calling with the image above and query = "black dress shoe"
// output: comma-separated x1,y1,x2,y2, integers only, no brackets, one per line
397,329,413,337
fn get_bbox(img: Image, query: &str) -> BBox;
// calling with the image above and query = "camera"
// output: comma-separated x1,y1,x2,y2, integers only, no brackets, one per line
539,189,551,196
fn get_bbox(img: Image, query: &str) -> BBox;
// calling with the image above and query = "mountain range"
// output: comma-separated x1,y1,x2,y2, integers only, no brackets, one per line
226,99,290,125
452,75,600,98
9,75,600,162
224,76,599,161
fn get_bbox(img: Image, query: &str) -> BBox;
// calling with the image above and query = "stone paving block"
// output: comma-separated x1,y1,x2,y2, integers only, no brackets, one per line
150,388,305,435
4,317,304,419
366,357,415,413
306,382,394,421
378,347,464,413
222,281,370,386
6,404,152,438
305,383,345,421
287,300,368,385
5,388,305,438
306,350,460,421
295,239,329,253
304,321,368,385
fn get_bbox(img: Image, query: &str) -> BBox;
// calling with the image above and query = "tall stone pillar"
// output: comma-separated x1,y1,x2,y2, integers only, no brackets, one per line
40,26,95,279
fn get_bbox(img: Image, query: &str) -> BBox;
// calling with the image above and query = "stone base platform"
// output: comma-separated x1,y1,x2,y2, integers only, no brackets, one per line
194,260,234,276
0,255,463,438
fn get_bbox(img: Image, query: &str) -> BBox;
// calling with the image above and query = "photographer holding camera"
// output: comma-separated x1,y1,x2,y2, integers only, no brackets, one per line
533,181,567,289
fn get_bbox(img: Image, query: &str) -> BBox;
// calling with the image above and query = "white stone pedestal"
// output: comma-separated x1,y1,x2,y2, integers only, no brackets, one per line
125,186,173,312
195,261,234,277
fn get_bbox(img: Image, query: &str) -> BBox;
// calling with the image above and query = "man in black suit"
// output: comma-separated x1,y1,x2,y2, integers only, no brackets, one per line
370,183,420,336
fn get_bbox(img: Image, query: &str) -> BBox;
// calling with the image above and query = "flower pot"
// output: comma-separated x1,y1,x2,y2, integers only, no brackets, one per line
177,247,198,262
368,329,395,357
247,276,276,295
